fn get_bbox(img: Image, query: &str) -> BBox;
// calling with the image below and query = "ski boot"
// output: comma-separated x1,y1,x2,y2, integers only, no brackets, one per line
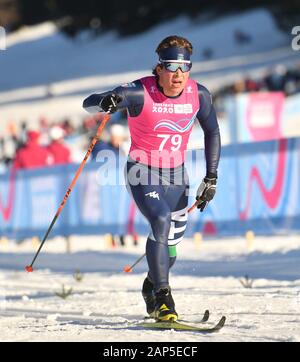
154,287,178,322
142,277,156,318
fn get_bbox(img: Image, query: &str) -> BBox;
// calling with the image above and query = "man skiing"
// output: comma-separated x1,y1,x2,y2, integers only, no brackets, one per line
83,35,221,322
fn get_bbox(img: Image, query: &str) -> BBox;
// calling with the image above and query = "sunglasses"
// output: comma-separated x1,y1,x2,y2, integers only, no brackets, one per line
161,61,192,73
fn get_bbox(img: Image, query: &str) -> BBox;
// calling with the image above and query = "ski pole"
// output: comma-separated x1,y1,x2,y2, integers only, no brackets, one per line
25,113,111,272
187,199,203,213
124,253,146,273
123,199,201,273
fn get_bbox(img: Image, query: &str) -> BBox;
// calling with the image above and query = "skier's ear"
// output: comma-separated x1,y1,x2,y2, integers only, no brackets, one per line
156,64,163,75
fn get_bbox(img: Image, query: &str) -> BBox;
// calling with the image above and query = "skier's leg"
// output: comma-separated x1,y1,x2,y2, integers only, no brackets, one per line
126,162,188,321
141,191,188,320
142,245,177,317
126,162,171,291
151,175,189,320
146,245,177,283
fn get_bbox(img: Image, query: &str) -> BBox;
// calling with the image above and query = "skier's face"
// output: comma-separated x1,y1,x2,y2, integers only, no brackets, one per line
157,64,190,97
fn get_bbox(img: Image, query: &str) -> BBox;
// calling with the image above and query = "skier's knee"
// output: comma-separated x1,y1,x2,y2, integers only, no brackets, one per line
151,211,171,244
155,211,171,227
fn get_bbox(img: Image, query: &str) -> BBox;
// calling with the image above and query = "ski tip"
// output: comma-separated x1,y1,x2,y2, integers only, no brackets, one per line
202,309,210,322
124,266,132,273
218,316,226,328
25,265,33,273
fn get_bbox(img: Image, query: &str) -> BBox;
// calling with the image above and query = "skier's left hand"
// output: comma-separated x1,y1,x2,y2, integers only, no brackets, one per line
196,176,217,212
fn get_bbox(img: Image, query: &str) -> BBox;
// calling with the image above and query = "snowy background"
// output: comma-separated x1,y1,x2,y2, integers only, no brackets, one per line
0,8,300,342
0,9,298,125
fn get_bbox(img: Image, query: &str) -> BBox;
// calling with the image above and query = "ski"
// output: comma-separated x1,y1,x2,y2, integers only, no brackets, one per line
135,315,226,333
194,309,210,323
144,309,210,324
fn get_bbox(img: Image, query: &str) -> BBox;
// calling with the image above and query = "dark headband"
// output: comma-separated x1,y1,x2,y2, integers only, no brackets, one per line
158,47,191,63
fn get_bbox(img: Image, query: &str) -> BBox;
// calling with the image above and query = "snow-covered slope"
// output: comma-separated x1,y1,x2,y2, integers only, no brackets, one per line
0,235,300,342
1,8,298,128
0,9,292,92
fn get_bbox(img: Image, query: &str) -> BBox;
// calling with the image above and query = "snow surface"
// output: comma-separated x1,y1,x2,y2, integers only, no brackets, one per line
0,234,300,342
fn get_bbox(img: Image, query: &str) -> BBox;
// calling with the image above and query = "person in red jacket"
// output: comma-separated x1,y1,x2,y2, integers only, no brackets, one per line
47,126,71,165
13,130,52,170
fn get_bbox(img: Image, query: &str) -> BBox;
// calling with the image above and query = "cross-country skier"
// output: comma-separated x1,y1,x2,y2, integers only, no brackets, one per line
83,35,221,322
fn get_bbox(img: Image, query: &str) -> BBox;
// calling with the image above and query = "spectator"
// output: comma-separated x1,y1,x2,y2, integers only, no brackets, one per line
284,65,300,95
92,123,127,160
264,65,287,92
13,130,52,170
47,126,71,165
233,79,246,93
39,116,50,145
91,124,130,247
82,116,97,134
19,121,28,148
61,119,75,136
244,77,261,92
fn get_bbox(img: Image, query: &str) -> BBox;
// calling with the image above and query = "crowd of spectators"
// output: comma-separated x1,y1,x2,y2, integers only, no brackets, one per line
0,118,73,173
0,112,129,174
0,112,136,247
1,62,300,173
214,63,300,103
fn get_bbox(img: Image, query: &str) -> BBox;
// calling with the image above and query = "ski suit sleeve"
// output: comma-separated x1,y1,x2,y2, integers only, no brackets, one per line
82,80,144,117
196,84,221,177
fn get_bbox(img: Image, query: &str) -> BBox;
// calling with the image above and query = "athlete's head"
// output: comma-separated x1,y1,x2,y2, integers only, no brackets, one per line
153,35,193,97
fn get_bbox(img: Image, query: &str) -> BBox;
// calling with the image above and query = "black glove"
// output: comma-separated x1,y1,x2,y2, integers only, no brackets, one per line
196,176,217,212
100,93,122,114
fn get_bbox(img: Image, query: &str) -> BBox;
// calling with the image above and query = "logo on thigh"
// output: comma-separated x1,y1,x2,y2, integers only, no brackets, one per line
168,208,188,245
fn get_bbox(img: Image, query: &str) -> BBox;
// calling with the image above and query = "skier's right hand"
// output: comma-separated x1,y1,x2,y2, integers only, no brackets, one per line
100,93,122,114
